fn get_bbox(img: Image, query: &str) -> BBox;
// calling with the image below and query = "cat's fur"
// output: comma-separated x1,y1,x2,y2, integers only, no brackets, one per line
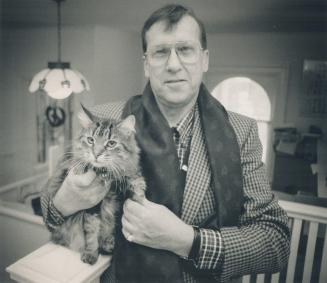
43,106,146,264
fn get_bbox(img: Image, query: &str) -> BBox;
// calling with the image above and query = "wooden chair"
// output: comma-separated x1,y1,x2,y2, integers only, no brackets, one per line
242,200,327,283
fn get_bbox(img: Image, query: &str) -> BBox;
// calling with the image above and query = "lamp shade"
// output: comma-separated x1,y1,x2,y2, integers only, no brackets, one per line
29,63,90,99
28,1,90,100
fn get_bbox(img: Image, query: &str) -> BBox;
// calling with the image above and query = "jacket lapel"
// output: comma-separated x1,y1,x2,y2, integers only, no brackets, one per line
198,84,243,226
181,84,243,227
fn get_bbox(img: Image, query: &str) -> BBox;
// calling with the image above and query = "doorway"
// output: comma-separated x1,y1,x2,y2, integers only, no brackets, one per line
205,66,289,181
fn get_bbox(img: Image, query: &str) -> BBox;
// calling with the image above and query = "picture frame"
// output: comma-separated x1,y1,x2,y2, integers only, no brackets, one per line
300,59,327,117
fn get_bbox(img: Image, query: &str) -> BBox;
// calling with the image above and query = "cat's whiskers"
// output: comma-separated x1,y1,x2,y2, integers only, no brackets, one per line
60,151,85,168
108,163,119,179
62,158,78,170
68,162,82,175
120,176,128,194
68,159,88,175
109,162,128,194
69,158,83,167
59,147,81,159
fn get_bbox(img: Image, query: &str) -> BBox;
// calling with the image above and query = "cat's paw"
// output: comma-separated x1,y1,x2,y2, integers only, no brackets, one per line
100,237,115,254
81,252,99,265
129,177,146,204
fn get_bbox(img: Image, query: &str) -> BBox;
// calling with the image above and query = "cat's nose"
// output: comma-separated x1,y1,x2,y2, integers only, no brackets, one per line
94,152,104,162
93,148,104,160
94,151,102,159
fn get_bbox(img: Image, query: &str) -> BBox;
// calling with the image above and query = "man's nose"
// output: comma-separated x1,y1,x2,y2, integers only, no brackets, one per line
166,48,182,71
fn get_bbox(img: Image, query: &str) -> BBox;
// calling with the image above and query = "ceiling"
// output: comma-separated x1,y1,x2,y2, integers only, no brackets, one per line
2,0,327,33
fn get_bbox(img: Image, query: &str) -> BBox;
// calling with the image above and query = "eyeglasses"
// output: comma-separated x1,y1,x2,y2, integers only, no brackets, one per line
144,41,204,66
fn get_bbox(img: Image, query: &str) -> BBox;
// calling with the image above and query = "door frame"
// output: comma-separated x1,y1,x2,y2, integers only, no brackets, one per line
204,65,290,182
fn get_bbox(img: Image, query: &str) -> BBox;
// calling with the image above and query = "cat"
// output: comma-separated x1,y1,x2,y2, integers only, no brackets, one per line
43,105,146,264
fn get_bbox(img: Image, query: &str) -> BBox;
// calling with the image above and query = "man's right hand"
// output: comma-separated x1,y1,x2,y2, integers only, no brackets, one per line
53,170,109,216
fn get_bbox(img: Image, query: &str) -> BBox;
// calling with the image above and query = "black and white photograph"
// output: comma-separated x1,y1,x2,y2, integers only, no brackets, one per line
1,1,327,282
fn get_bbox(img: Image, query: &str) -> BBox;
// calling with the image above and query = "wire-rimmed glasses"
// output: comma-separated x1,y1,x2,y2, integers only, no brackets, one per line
144,41,204,66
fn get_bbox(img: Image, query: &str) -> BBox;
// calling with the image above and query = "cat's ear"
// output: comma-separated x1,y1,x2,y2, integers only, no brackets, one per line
119,115,136,133
78,104,96,128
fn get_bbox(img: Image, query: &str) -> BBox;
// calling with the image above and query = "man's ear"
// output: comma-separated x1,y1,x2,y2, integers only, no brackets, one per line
119,115,136,133
143,56,150,78
202,49,209,73
78,104,95,128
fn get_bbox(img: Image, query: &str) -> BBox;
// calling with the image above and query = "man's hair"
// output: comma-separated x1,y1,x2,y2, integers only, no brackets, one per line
141,4,207,53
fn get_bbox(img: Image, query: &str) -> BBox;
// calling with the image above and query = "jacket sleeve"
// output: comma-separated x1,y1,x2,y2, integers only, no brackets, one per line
194,118,290,282
40,165,67,231
41,190,65,231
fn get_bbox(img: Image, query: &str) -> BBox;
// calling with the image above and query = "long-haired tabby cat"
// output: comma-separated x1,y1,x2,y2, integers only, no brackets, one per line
43,105,146,264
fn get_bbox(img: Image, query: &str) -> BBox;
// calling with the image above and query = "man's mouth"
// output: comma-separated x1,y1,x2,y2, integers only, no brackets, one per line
165,79,186,84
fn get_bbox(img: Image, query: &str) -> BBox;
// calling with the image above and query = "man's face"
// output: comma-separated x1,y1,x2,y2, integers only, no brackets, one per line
143,15,209,109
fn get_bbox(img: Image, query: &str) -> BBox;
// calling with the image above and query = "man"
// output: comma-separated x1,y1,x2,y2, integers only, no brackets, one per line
41,4,290,283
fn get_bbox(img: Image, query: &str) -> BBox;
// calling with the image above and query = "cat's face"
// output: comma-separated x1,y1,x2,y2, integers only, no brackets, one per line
74,106,139,176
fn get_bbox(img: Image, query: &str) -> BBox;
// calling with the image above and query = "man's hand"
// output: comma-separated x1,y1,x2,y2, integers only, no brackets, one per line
122,197,194,257
53,170,109,216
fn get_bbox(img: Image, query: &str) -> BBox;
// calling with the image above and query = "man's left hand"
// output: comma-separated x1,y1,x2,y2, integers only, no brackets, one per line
122,197,194,257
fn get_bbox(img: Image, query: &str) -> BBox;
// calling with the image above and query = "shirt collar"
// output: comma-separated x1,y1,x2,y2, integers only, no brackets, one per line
173,103,197,141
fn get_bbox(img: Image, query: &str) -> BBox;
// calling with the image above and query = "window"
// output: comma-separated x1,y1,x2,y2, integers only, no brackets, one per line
211,77,271,163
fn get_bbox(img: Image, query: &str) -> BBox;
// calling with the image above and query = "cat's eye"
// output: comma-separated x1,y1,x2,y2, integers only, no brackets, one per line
87,137,95,144
105,140,117,148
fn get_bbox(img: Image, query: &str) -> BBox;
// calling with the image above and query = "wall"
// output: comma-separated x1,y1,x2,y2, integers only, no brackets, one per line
0,1,2,67
0,25,143,186
92,26,143,104
1,25,326,187
207,32,327,134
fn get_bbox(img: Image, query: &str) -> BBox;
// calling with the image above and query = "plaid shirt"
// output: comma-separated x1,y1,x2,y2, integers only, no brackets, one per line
41,100,290,283
171,106,194,170
171,105,224,282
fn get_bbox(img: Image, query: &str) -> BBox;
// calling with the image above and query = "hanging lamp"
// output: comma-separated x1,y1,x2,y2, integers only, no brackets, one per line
28,0,90,99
